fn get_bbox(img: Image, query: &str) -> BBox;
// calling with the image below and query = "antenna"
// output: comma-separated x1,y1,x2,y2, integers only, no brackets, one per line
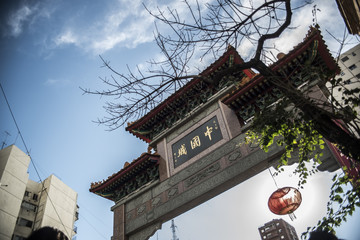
1,131,11,149
170,219,179,240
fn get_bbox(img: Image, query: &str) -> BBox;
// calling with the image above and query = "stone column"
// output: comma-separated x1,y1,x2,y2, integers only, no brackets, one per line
113,204,127,240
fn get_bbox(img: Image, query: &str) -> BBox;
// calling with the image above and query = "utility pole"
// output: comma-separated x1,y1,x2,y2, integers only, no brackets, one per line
170,219,179,240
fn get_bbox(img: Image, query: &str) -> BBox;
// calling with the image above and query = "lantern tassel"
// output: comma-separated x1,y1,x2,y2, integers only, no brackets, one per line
289,212,296,221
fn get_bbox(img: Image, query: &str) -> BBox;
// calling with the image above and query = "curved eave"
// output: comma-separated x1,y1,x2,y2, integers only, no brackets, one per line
89,153,160,193
126,47,255,142
125,77,203,143
223,27,339,105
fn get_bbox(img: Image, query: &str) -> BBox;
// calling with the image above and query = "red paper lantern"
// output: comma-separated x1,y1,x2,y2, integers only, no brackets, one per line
268,187,302,217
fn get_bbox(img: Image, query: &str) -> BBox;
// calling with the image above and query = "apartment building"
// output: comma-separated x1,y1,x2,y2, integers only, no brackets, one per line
336,44,360,137
0,145,79,240
258,219,299,240
338,44,360,87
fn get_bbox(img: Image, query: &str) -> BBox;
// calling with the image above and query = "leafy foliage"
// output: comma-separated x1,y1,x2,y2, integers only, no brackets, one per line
243,81,360,238
302,169,360,239
244,98,324,188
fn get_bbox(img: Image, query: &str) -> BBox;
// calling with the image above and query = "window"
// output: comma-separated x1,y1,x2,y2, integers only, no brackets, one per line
349,64,357,70
341,56,349,62
13,235,26,240
18,218,33,228
352,52,356,56
21,201,37,212
33,193,38,201
344,79,351,84
24,191,30,197
356,73,360,79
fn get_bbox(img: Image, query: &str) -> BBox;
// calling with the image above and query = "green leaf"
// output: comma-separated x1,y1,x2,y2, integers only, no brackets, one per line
335,187,343,194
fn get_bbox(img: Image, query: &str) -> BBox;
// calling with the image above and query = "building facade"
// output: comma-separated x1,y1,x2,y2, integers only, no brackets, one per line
0,145,79,240
337,44,360,96
335,0,360,35
258,219,299,240
337,44,360,111
331,43,360,181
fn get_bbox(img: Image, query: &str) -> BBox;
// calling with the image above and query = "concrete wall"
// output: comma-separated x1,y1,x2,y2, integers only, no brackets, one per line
13,180,42,238
38,174,78,238
0,145,78,239
338,44,360,83
334,44,360,137
0,145,30,240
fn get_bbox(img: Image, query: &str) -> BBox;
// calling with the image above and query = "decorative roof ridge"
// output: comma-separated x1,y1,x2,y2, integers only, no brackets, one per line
270,25,321,68
89,152,160,192
271,25,337,73
223,25,337,105
125,46,244,137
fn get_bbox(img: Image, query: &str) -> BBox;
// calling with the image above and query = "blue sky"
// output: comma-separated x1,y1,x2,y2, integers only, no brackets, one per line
1,0,359,240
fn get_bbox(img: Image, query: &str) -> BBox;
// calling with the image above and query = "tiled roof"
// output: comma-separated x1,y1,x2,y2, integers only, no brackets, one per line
222,26,339,122
126,46,256,143
89,152,160,200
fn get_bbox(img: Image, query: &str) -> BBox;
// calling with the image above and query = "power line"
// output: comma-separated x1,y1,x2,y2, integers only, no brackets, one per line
78,200,108,228
268,168,279,189
1,83,112,239
79,212,108,240
1,131,11,149
0,83,70,237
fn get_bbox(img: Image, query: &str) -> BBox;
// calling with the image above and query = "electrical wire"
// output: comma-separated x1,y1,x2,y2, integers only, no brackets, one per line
78,212,108,240
268,168,279,189
77,201,108,228
2,83,109,239
1,83,70,237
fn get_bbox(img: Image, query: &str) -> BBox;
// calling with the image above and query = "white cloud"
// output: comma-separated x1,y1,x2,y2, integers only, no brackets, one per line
44,78,71,87
5,1,56,38
238,39,257,60
90,33,128,53
51,0,159,55
7,5,35,37
256,0,354,61
49,0,218,55
54,30,77,45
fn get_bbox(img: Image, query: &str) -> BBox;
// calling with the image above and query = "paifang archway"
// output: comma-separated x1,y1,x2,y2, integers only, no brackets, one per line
89,27,345,240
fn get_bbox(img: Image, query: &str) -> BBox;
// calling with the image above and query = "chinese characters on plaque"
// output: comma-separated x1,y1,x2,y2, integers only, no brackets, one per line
172,116,223,168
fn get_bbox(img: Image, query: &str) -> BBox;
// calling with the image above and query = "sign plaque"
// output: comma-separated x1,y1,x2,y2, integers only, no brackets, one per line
171,116,223,168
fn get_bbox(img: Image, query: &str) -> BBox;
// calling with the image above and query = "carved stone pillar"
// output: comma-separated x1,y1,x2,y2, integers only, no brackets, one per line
128,222,162,240
113,204,127,240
